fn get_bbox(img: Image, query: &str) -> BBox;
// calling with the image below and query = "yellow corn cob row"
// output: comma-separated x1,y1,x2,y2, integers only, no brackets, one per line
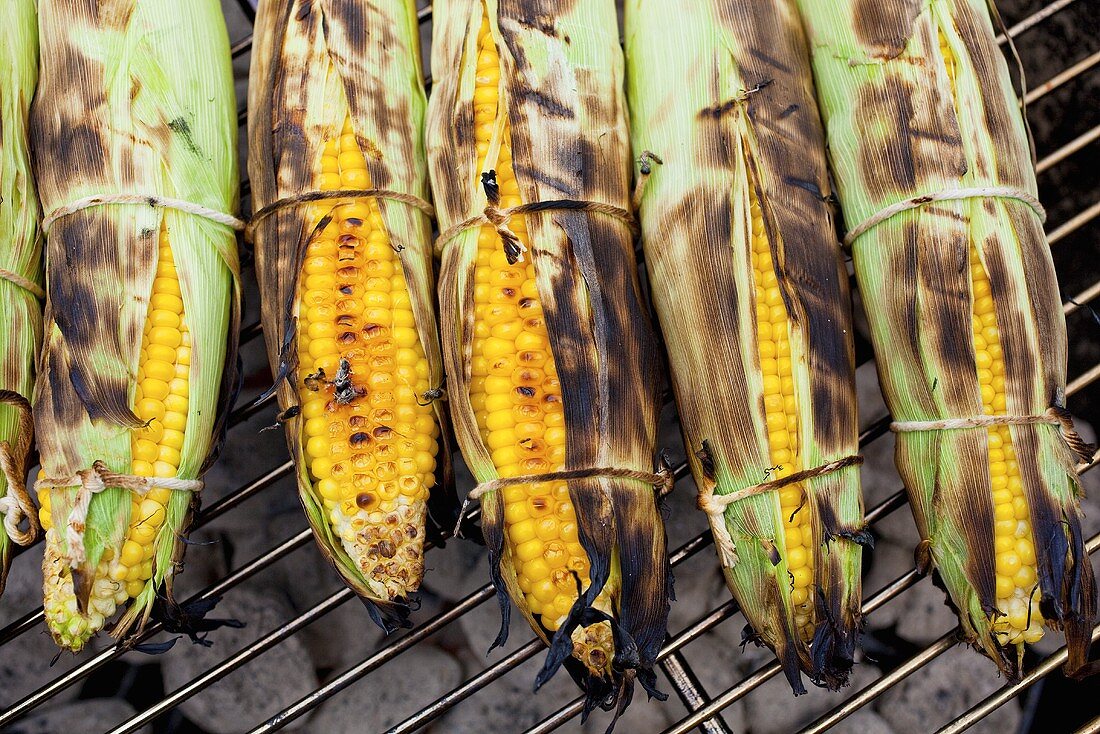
296,116,439,597
40,226,187,648
749,186,814,639
939,31,1043,647
469,9,614,671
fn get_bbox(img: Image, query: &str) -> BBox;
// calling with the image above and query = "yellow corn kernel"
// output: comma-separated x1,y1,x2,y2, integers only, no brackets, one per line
295,112,439,599
750,182,814,640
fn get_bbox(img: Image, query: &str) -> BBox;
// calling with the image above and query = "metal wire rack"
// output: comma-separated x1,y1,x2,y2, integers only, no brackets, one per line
1,0,1098,732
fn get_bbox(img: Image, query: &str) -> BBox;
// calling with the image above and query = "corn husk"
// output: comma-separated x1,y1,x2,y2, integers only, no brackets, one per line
626,0,867,693
30,0,240,650
427,0,671,716
797,0,1096,678
0,0,43,597
248,0,455,632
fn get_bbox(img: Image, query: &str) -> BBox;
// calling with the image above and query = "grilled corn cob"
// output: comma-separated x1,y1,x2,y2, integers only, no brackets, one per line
249,0,450,630
626,0,866,693
31,0,240,651
0,0,43,596
428,0,671,717
798,0,1096,677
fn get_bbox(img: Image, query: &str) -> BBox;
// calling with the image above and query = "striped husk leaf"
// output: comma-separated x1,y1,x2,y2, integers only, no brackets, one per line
0,0,43,596
798,0,1096,678
626,0,867,693
31,0,240,651
248,0,454,632
427,0,671,717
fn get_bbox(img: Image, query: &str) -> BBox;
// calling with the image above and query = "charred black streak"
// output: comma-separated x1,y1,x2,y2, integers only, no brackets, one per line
516,11,556,37
749,46,792,75
696,440,717,481
515,84,574,119
295,0,312,20
167,117,201,156
332,359,365,405
783,176,826,201
778,104,799,119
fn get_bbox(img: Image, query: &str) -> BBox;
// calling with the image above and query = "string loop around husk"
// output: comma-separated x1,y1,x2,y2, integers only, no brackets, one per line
697,455,864,567
0,390,38,546
891,405,1095,465
434,171,638,264
455,465,674,538
842,186,1045,248
41,193,245,232
36,461,202,567
246,188,435,242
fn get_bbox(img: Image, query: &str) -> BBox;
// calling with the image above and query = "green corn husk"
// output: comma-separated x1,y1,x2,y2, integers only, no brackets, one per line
31,0,240,652
626,0,867,693
797,0,1096,678
248,0,455,632
427,0,671,717
0,0,43,597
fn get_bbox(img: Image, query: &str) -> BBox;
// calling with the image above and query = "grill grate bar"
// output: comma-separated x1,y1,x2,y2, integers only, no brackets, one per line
665,529,1100,734
1036,123,1100,174
0,2,1094,732
1023,48,1100,104
936,626,1100,734
660,651,735,734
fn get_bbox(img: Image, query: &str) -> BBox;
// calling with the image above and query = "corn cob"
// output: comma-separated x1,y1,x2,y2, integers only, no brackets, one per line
428,0,670,717
248,0,450,630
625,0,867,692
797,0,1096,677
30,0,240,651
0,0,43,597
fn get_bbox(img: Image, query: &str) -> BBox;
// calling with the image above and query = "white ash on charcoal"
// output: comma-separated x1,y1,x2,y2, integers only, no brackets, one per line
876,644,1021,734
160,587,318,733
6,699,150,734
421,533,491,605
264,511,385,671
308,643,463,733
0,553,82,709
663,631,749,733
666,545,732,633
829,709,896,734
434,655,583,734
458,584,534,661
742,657,881,734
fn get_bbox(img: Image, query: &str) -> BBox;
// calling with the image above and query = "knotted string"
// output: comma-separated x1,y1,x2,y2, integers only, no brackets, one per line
697,455,864,567
36,460,202,567
434,171,638,265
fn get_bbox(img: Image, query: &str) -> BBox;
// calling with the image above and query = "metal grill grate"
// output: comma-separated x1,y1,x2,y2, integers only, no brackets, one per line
1,0,1098,732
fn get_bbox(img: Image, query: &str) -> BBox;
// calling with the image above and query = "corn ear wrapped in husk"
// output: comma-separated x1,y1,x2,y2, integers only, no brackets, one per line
30,0,241,652
797,0,1096,678
428,0,671,718
0,0,43,597
626,0,867,693
248,0,455,632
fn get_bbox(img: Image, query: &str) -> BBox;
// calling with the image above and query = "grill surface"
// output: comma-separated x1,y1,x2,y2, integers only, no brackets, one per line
1,1,1098,732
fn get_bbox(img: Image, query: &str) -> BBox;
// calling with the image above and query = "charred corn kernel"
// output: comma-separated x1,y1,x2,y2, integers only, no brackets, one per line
295,113,439,601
